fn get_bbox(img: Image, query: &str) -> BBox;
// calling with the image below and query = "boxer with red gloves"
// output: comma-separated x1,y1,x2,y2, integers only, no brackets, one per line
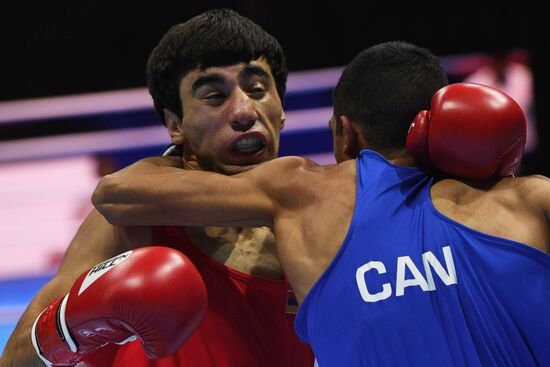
31,247,206,366
407,82,527,180
93,42,550,366
1,9,314,367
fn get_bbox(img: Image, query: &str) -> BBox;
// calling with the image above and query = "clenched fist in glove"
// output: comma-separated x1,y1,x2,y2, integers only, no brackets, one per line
31,246,207,366
407,82,526,180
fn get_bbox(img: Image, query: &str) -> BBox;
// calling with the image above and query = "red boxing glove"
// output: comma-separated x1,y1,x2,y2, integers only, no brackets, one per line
31,247,207,366
407,82,526,180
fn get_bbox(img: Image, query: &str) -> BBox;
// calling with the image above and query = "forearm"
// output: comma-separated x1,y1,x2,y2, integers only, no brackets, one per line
93,168,273,228
94,170,230,226
0,279,68,366
92,156,190,225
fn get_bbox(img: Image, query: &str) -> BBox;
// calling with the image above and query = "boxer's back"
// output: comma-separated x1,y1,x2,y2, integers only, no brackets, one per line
431,174,550,254
294,149,550,366
269,152,550,305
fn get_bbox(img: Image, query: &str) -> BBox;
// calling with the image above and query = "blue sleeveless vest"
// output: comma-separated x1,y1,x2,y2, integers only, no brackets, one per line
295,150,550,366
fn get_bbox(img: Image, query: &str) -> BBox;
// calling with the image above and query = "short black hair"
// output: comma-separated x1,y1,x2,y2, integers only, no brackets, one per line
332,41,448,152
147,8,288,124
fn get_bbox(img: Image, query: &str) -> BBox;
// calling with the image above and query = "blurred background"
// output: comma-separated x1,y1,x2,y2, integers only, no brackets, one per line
0,1,548,353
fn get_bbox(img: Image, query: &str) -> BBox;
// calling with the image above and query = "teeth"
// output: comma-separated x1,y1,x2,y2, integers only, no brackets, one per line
234,136,264,153
235,137,261,147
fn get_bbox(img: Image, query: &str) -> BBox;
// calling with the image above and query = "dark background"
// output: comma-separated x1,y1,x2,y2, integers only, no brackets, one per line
1,2,541,100
1,1,548,173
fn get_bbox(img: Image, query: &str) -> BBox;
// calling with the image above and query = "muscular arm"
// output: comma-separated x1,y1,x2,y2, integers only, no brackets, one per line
93,156,357,303
93,156,318,228
0,210,150,366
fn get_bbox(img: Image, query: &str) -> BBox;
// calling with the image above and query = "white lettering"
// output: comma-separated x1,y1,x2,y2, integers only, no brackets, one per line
396,256,430,296
356,261,392,302
422,246,457,290
78,251,132,295
355,246,458,303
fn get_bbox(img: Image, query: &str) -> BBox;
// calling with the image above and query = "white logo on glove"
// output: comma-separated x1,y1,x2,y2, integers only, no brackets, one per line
78,251,132,295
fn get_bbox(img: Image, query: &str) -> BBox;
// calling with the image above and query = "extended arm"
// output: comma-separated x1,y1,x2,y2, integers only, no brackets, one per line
93,156,314,228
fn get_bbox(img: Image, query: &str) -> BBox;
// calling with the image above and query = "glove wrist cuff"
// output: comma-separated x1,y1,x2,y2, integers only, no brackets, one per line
32,294,79,366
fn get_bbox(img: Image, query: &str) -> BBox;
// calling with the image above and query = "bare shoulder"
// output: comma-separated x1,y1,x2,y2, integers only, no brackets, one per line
512,174,550,196
490,175,550,225
248,156,356,207
515,174,550,209
523,174,550,185
240,156,316,184
251,156,355,183
253,155,323,172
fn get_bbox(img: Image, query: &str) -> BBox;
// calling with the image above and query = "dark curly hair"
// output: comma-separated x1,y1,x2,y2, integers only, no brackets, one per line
147,8,287,125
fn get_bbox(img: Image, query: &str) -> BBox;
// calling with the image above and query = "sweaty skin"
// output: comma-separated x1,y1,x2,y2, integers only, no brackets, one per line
0,59,288,366
92,153,550,302
148,58,287,280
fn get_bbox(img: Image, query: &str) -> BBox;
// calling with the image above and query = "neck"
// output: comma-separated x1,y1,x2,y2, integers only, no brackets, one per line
182,158,204,171
182,149,211,172
389,155,417,167
362,146,418,166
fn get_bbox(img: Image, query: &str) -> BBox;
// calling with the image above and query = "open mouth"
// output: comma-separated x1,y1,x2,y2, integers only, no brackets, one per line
232,135,266,155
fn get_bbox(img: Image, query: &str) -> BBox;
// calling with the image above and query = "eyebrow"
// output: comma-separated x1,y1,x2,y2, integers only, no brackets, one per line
191,74,225,94
239,65,271,82
191,65,271,95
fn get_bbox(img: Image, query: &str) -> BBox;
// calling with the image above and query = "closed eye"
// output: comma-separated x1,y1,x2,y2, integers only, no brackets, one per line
202,92,227,106
247,83,267,99
204,92,226,100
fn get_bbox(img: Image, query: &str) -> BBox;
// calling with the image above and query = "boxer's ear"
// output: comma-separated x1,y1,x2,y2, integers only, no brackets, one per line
164,109,184,145
279,110,286,131
340,116,360,158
